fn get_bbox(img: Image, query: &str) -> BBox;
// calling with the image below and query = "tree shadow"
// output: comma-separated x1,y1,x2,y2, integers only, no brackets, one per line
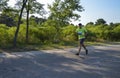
0,45,120,78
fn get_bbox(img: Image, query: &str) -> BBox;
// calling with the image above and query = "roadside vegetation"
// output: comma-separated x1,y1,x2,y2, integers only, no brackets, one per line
0,0,120,52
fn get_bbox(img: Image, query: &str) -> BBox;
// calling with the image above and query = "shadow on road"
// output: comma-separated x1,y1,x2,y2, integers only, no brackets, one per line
0,45,120,78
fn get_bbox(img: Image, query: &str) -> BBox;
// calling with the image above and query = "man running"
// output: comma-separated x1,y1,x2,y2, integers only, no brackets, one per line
76,23,88,55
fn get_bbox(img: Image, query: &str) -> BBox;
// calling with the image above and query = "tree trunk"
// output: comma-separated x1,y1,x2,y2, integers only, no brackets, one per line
26,1,30,44
13,0,27,47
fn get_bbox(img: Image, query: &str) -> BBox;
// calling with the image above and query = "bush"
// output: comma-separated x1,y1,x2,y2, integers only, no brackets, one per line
0,24,10,47
60,25,77,41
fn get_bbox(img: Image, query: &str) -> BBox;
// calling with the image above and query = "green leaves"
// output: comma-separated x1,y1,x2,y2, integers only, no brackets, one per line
48,0,84,22
15,0,45,16
86,24,120,41
0,0,9,11
60,25,77,41
95,18,106,25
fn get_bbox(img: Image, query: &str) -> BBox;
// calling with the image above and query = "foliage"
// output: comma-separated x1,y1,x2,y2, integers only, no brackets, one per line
0,24,10,47
0,14,17,26
15,0,45,16
0,21,120,48
0,0,120,48
29,25,57,44
95,18,106,25
0,1,19,27
0,0,9,11
112,25,120,41
48,0,84,25
60,25,77,41
86,24,120,41
29,16,46,26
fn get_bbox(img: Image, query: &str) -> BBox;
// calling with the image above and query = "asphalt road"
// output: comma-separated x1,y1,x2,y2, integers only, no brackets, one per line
0,45,120,78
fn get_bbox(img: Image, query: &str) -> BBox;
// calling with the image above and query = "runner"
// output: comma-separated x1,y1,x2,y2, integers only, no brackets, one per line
75,23,88,55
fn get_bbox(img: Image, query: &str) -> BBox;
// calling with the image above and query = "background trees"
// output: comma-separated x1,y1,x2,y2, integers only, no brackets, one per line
0,0,120,48
95,18,107,25
48,0,84,25
47,0,84,42
0,0,9,11
13,0,28,47
0,7,19,27
86,19,120,41
0,0,19,27
14,0,45,44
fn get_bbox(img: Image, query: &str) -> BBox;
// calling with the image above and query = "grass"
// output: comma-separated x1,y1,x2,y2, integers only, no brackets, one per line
86,42,108,46
0,41,120,53
0,41,77,53
86,41,120,46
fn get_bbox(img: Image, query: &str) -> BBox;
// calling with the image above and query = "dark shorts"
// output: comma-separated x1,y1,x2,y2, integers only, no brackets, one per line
79,38,85,44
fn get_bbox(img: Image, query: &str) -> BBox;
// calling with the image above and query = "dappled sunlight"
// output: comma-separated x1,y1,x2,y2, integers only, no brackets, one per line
1,52,21,58
0,45,120,78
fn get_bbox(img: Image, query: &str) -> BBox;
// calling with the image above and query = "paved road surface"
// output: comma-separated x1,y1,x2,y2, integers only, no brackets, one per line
0,45,120,78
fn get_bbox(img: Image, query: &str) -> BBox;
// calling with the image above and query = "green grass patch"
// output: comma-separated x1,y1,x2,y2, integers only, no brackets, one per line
0,41,120,53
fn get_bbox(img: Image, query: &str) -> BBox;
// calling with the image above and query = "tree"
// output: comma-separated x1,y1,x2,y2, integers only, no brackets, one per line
13,0,27,47
15,0,45,43
0,14,16,26
30,15,46,25
0,0,20,27
86,22,94,26
48,0,84,26
95,18,106,25
48,0,84,42
0,7,19,26
26,0,45,43
0,0,9,11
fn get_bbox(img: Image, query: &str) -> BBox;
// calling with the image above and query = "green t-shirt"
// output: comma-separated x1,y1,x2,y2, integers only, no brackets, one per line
76,27,87,39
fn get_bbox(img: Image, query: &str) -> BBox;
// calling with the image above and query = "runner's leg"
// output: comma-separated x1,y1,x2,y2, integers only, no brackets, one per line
76,39,82,55
81,38,88,55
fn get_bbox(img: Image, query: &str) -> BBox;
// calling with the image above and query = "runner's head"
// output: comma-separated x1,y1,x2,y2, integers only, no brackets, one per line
78,23,82,28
